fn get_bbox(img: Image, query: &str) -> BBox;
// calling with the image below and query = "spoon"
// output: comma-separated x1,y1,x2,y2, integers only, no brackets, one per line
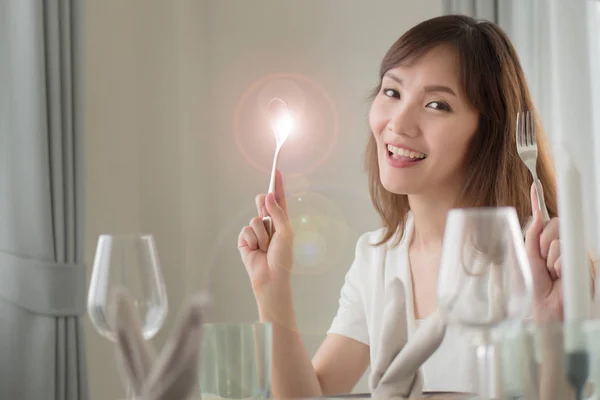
263,98,293,237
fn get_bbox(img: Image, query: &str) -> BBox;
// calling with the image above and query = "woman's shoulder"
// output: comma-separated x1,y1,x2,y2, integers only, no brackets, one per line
354,219,412,262
355,227,387,248
355,214,412,252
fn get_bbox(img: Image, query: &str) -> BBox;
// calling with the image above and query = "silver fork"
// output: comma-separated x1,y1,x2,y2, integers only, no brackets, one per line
516,111,554,400
516,110,550,223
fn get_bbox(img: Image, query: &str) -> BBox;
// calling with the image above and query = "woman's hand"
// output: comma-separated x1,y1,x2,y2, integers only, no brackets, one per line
525,183,563,321
238,170,294,293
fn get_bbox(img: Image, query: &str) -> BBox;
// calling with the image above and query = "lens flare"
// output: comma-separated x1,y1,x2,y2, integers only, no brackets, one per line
233,73,338,176
199,180,373,336
268,98,294,142
285,173,311,198
287,192,354,276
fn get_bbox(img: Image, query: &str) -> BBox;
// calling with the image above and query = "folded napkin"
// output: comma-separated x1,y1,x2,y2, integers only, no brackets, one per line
370,277,447,399
110,287,157,394
109,287,209,400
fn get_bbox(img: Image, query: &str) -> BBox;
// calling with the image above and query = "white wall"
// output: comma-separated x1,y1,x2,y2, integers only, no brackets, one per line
85,1,188,398
84,1,443,398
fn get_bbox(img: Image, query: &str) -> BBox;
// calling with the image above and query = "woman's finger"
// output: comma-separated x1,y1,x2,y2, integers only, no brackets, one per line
539,218,560,259
242,226,258,251
250,216,270,252
255,194,267,218
546,239,561,279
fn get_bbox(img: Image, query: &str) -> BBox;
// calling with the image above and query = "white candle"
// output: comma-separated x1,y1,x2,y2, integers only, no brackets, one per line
548,0,593,331
556,152,591,323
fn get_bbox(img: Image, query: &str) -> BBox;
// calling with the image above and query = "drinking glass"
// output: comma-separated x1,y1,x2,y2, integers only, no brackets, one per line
199,322,272,399
437,207,534,399
87,234,168,397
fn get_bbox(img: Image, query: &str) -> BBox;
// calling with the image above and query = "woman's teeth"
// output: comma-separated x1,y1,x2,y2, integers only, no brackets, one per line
387,144,427,159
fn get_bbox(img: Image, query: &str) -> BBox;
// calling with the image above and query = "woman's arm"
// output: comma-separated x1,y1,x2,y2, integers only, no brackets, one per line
313,334,370,395
257,285,370,398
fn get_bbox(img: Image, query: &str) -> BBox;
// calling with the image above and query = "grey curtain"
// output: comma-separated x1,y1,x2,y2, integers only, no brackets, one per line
0,0,88,399
443,0,498,21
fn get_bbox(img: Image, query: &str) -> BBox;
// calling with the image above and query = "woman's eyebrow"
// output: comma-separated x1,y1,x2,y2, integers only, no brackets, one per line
383,71,402,85
423,85,457,97
383,72,457,97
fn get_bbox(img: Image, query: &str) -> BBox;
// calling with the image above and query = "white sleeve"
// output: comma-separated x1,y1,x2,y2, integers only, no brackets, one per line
327,236,370,345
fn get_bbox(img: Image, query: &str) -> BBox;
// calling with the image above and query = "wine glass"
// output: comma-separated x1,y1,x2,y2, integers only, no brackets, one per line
437,207,534,399
87,234,168,396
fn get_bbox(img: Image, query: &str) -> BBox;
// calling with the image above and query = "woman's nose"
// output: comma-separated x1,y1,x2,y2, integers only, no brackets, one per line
387,104,420,138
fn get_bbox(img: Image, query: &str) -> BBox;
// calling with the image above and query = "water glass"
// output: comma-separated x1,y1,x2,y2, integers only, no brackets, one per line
495,321,600,400
199,322,272,399
437,207,534,399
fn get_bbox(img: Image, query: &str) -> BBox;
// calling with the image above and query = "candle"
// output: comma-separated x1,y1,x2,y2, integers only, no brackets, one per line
548,0,593,328
556,152,591,323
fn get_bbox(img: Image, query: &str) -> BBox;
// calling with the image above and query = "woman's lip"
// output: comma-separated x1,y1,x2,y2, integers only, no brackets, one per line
386,150,426,168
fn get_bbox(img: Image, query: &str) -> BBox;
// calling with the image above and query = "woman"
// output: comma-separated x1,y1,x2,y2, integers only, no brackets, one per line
238,15,566,396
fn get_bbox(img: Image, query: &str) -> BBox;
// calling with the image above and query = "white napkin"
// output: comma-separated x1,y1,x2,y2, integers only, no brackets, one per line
141,293,208,400
370,277,447,399
110,287,157,394
109,287,209,400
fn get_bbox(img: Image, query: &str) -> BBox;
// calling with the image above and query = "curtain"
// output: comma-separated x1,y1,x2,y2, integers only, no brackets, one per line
0,0,88,398
544,0,600,265
444,0,600,265
444,1,552,125
443,0,497,21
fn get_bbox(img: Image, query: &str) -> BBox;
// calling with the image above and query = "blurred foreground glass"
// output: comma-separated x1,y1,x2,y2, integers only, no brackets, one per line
199,322,272,399
583,321,600,399
496,321,600,400
437,207,534,399
87,234,169,398
87,234,168,341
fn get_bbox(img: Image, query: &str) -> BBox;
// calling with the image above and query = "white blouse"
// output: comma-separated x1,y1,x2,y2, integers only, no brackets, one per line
327,214,478,393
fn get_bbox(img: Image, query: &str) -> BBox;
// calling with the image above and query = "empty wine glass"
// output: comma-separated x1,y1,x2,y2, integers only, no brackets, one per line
87,234,168,396
437,207,534,399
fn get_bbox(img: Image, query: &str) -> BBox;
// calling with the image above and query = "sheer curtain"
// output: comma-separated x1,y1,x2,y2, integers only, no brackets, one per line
500,0,600,267
545,0,600,267
444,0,600,267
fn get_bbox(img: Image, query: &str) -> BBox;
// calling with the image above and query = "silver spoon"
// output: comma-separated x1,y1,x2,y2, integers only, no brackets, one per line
262,98,293,237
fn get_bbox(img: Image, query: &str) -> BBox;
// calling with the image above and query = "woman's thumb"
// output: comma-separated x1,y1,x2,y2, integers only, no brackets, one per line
530,182,540,216
526,182,543,257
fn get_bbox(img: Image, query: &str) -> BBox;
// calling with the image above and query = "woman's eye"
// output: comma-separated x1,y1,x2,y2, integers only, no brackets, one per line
382,88,400,99
427,101,451,111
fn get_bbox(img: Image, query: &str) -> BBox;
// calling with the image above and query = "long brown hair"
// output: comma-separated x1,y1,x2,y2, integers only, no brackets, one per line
366,15,557,246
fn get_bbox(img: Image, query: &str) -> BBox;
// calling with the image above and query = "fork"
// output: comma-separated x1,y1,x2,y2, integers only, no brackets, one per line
516,110,549,400
516,110,550,223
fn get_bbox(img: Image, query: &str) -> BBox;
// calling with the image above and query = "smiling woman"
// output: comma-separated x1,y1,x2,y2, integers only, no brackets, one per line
237,13,568,397
365,17,557,248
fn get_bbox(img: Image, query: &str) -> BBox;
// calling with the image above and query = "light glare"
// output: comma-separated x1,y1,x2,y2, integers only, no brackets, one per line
272,111,294,142
268,97,294,142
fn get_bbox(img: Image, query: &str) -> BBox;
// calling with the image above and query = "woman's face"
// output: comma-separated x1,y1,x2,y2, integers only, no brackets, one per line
369,45,479,196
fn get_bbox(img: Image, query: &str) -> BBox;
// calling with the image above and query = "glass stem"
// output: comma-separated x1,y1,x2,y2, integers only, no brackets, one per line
126,383,136,400
475,330,501,399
